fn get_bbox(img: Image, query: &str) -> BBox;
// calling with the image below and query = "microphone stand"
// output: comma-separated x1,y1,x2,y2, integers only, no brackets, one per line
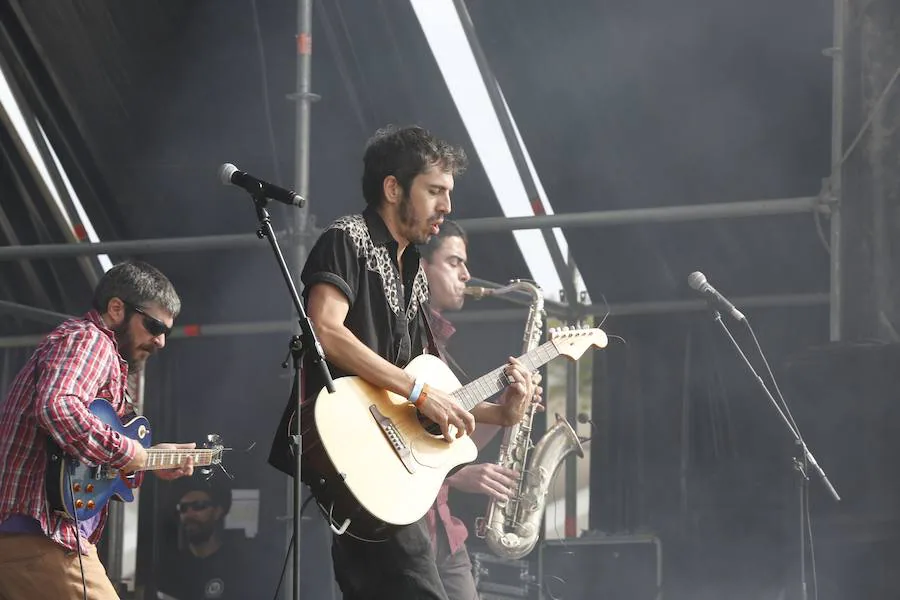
706,307,839,600
245,185,334,600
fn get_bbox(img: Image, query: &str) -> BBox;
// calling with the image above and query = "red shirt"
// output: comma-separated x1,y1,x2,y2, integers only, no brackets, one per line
425,309,469,555
0,310,138,552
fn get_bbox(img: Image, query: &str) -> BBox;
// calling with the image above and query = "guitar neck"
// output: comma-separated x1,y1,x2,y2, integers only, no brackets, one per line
143,449,218,471
452,340,560,411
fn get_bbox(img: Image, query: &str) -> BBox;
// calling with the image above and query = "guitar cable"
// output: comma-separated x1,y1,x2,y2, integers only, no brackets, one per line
67,473,89,600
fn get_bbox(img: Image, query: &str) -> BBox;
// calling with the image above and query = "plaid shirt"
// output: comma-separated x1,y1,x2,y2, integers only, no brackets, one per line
425,309,469,556
0,310,138,552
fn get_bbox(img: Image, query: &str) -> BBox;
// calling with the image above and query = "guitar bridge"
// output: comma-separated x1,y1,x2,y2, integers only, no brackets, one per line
368,405,416,474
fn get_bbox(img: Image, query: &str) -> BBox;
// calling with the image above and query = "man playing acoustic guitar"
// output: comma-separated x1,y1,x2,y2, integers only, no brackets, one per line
268,125,536,600
0,260,197,600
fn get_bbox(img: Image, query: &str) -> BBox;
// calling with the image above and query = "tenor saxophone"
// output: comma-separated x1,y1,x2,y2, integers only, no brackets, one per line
466,281,585,559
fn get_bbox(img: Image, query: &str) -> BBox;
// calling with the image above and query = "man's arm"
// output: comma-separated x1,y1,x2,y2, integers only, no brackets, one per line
34,329,143,470
470,423,500,450
308,282,420,396
307,282,474,441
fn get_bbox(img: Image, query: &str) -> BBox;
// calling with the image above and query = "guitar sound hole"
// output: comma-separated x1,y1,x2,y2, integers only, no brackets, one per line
416,410,442,437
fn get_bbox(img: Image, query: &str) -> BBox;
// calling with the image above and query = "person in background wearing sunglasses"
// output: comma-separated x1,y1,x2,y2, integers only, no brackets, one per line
0,260,196,600
154,477,261,600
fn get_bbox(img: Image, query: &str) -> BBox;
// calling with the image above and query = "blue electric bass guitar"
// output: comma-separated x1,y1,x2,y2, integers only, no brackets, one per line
46,399,226,521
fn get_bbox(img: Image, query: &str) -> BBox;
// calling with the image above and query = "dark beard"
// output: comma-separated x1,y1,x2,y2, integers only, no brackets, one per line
112,321,144,373
398,193,430,245
184,522,216,545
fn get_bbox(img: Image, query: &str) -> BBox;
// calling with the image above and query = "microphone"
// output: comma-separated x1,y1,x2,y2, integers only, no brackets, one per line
688,271,746,322
218,163,305,208
576,413,595,444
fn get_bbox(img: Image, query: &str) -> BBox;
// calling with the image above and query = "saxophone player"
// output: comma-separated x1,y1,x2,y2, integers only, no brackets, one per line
421,219,544,600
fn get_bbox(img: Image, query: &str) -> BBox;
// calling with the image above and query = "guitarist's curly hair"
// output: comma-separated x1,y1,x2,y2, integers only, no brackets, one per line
362,124,467,207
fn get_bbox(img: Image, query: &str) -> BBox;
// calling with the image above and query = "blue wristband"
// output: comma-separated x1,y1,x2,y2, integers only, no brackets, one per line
409,379,425,404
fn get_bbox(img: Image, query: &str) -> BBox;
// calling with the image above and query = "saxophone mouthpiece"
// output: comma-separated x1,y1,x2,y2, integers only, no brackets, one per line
464,286,491,299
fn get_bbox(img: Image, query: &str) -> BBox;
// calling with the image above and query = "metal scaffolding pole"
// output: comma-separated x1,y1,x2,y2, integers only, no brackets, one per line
454,291,829,323
0,231,295,261
287,0,321,598
0,291,829,349
828,0,846,341
564,252,581,537
0,177,54,307
0,197,820,262
457,196,823,233
565,342,579,538
0,300,72,325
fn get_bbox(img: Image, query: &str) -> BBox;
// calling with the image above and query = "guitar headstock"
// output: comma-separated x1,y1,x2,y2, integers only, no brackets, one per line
200,433,229,479
548,326,608,359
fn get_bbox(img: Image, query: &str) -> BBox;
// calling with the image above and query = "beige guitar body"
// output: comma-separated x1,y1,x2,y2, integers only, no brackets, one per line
313,354,476,535
300,326,606,540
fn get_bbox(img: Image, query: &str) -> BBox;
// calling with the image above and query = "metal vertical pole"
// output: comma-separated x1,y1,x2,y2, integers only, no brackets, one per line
564,343,579,538
289,1,315,598
829,0,846,342
104,370,144,591
564,247,580,538
294,0,314,237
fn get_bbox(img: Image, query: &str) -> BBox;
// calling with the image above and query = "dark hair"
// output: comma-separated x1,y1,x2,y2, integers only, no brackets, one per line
361,125,468,206
420,219,468,262
92,260,181,317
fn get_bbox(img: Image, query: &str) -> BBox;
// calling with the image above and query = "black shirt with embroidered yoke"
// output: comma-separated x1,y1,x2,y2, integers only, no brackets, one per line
268,205,431,476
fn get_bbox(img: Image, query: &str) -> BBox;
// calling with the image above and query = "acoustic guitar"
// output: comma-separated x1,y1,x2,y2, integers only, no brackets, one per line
302,326,607,540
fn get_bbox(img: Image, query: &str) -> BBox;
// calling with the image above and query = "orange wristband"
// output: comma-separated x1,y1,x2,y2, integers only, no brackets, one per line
415,384,430,409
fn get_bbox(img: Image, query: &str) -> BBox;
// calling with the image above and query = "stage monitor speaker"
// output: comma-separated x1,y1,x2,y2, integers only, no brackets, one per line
538,534,662,600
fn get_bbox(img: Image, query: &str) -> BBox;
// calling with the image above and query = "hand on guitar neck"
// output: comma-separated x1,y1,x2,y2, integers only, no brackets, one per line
468,357,537,427
124,442,197,480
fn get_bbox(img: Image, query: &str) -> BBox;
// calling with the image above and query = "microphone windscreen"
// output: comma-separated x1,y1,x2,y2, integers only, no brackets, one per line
687,271,708,291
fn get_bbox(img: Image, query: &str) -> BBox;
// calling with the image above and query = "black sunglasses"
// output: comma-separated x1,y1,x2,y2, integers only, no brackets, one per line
125,302,173,338
177,500,214,514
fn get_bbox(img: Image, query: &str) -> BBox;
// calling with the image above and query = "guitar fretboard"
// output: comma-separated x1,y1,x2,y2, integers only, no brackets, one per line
144,449,218,471
452,340,559,411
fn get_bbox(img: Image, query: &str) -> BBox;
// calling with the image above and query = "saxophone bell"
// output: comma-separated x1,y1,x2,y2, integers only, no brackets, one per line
474,279,584,560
